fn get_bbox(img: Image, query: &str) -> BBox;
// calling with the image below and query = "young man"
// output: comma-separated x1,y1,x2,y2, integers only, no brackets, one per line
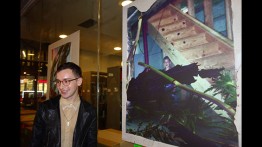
31,62,97,147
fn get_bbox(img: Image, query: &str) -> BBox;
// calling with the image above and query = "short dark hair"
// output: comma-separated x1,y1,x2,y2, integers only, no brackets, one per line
163,56,171,61
56,62,82,78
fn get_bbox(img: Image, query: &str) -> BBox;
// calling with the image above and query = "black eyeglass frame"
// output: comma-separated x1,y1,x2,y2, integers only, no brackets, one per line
54,78,79,86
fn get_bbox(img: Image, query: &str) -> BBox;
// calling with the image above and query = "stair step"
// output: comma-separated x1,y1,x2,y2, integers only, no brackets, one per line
154,19,189,35
148,3,235,73
149,15,179,28
171,32,211,50
163,25,198,41
148,8,173,22
192,51,235,70
180,42,221,60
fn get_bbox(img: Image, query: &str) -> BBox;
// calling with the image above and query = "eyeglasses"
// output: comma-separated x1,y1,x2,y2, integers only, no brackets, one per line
54,78,79,86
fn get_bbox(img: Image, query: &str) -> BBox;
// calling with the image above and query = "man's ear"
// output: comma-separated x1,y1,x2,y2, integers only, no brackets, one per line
77,77,83,86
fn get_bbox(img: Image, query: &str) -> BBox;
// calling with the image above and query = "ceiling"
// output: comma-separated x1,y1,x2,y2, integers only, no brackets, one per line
20,0,124,56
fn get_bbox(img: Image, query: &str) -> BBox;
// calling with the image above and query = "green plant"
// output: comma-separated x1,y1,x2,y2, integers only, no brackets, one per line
204,70,237,110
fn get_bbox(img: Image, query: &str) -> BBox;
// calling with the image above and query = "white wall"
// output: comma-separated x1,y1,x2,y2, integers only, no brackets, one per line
231,0,242,146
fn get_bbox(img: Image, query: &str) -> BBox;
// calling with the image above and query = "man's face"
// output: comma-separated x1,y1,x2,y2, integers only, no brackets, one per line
55,69,82,99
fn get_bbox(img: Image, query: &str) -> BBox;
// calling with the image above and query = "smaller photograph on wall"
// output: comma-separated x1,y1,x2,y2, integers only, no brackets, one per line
47,30,80,99
49,42,71,97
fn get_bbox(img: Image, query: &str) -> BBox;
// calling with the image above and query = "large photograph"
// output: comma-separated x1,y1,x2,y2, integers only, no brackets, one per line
46,30,80,99
122,0,241,147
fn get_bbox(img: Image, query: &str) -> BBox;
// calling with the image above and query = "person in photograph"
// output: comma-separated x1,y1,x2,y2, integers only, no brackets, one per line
162,56,174,71
31,62,97,147
160,56,189,111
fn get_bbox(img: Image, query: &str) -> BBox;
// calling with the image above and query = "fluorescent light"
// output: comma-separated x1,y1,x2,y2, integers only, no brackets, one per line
28,53,34,56
59,34,68,38
114,47,121,50
121,0,133,6
22,50,26,57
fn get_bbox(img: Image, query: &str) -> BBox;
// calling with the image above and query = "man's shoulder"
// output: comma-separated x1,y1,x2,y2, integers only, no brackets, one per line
40,95,60,108
80,99,96,111
81,100,93,108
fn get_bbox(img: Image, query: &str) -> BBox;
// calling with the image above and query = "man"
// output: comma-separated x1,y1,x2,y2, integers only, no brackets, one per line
31,62,97,147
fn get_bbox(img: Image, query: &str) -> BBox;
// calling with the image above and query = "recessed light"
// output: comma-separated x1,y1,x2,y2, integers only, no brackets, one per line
59,34,68,38
114,47,121,50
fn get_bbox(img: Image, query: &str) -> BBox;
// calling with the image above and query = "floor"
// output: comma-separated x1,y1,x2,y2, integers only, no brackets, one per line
20,107,35,147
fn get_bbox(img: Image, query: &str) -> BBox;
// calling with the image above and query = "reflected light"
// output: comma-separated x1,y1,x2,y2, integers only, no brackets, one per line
181,7,188,13
22,50,26,57
121,0,133,6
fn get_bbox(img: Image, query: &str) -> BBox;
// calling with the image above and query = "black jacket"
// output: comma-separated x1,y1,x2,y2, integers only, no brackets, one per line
31,95,97,147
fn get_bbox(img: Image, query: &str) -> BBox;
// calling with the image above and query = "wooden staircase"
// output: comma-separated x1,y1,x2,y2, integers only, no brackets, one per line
147,3,235,73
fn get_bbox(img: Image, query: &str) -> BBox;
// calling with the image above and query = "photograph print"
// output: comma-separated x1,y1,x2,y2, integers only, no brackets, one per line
47,30,80,99
122,0,241,147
